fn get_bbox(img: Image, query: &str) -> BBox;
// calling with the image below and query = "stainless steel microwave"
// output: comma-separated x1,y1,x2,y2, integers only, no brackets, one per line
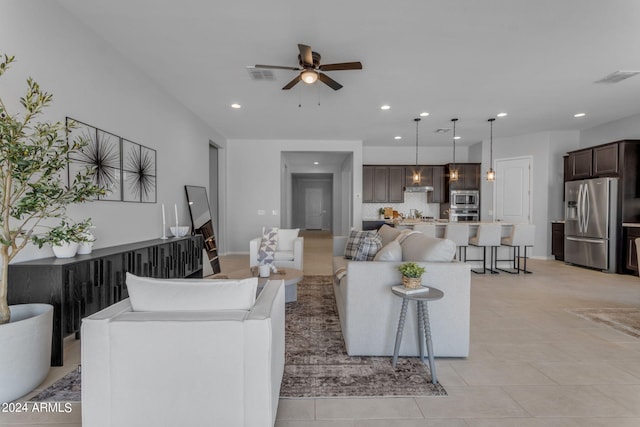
450,190,479,208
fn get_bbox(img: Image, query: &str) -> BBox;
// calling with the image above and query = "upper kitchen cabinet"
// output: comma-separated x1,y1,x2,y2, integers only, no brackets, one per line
362,165,404,203
567,149,593,180
566,141,639,181
447,163,481,190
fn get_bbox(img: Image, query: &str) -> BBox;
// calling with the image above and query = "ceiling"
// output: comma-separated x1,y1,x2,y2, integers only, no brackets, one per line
56,0,640,148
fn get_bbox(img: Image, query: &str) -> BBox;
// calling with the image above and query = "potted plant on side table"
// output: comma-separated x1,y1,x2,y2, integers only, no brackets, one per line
398,262,426,289
0,53,105,403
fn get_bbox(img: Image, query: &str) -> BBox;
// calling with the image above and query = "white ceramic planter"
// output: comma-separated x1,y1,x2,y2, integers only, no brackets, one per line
77,232,95,255
0,304,53,403
52,241,79,258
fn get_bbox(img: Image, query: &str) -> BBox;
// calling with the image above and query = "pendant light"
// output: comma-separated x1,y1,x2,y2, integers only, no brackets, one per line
449,118,459,181
413,117,421,183
486,118,496,181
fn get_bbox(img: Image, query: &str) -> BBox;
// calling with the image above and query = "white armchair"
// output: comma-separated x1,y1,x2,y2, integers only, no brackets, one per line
81,279,285,427
250,228,304,271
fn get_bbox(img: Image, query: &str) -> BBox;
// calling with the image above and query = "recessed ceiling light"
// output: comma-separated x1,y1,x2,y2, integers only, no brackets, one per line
313,161,319,165
454,136,461,140
231,103,241,109
574,113,586,118
497,112,507,117
419,112,430,117
380,105,391,110
394,136,402,140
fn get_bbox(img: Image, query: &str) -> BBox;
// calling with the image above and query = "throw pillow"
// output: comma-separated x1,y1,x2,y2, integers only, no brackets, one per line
257,227,279,265
277,228,300,251
374,239,402,261
400,233,456,262
344,229,378,259
352,233,383,261
125,273,258,312
377,224,401,247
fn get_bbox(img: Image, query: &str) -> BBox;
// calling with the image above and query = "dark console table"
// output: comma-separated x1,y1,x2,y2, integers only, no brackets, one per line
8,235,204,366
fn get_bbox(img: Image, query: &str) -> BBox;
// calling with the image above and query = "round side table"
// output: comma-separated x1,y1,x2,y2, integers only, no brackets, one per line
391,285,444,384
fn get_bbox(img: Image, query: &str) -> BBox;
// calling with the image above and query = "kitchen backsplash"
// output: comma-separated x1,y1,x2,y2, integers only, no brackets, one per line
362,192,441,219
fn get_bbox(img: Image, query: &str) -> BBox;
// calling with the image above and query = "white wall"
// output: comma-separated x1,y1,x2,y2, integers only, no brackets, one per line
364,146,468,165
225,139,362,253
1,1,224,262
580,112,640,148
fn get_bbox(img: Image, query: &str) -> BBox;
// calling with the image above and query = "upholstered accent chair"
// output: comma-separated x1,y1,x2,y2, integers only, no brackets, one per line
81,276,285,427
250,228,304,271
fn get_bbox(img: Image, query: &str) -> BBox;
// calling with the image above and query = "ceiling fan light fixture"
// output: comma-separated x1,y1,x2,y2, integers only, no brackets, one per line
301,69,318,84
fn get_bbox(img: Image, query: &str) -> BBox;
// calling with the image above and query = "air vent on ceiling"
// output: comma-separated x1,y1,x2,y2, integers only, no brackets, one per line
594,70,640,84
434,128,451,134
246,66,275,81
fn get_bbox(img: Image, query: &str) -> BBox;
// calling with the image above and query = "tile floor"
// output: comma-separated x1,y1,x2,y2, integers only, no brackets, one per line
3,230,640,426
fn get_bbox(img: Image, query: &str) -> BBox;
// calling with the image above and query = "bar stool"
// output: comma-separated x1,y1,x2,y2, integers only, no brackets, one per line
444,223,469,262
468,223,502,274
499,224,535,274
413,223,438,238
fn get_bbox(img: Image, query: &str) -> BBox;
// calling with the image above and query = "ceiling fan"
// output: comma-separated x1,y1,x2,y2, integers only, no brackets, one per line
254,44,362,91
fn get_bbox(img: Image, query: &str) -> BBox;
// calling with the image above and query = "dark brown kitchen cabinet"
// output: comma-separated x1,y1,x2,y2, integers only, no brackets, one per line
551,222,565,261
431,166,446,203
8,235,203,366
624,227,640,275
593,143,619,176
567,150,593,180
363,165,404,203
388,166,405,203
373,167,388,202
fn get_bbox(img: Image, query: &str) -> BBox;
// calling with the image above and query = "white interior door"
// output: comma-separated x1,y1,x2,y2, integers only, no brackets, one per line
495,157,532,223
305,187,323,229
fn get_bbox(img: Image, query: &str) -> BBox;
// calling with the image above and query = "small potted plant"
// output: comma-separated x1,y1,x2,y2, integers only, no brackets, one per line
378,207,385,219
398,262,426,289
33,219,95,258
76,218,96,255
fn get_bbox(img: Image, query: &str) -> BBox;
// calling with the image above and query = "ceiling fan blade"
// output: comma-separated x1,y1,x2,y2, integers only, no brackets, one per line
319,61,363,71
318,72,343,90
254,64,300,71
298,44,313,65
282,75,301,90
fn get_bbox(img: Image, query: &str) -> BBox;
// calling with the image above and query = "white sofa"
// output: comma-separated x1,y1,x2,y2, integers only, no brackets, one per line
250,228,304,271
81,279,285,427
333,235,470,358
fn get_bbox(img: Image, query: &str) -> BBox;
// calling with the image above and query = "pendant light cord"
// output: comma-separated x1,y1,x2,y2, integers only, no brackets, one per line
451,118,458,167
414,118,421,166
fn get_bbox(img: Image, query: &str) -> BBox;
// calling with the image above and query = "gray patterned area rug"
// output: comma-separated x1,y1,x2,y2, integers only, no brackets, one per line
281,275,446,398
30,367,81,402
570,307,640,338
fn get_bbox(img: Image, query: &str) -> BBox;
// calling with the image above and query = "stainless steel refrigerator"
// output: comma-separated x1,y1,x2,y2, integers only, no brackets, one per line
564,177,619,272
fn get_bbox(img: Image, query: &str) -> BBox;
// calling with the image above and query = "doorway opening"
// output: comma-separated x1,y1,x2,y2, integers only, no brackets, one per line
291,173,333,231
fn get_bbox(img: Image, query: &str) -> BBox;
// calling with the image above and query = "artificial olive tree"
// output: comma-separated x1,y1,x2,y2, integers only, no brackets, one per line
0,54,104,324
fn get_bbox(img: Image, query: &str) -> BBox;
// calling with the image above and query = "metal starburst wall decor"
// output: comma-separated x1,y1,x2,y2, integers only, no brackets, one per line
66,117,157,203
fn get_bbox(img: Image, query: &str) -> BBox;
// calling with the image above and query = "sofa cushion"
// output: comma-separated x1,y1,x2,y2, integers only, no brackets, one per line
400,233,456,262
374,240,402,261
377,224,401,247
344,230,382,261
258,227,278,265
344,230,379,260
276,228,299,251
126,273,258,312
